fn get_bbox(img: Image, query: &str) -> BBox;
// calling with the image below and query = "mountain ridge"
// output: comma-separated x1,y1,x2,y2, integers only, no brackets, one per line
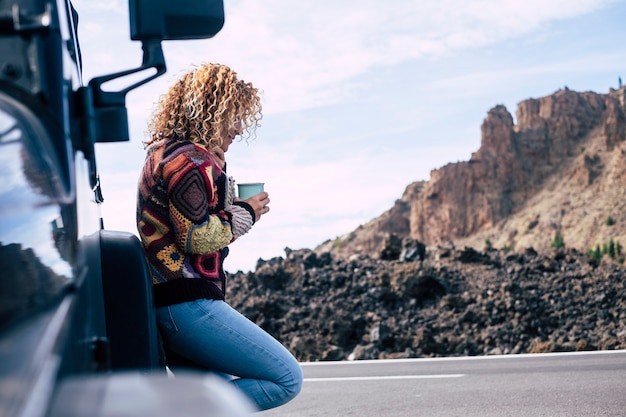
316,86,626,258
227,85,626,361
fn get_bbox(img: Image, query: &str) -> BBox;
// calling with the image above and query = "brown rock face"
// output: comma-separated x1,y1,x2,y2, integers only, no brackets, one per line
226,88,626,362
318,87,626,258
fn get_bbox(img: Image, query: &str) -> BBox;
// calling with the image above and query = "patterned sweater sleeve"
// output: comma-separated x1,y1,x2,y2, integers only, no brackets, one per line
224,175,256,239
164,152,234,255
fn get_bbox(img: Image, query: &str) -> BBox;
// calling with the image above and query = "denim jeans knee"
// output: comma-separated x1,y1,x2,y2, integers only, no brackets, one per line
156,299,302,411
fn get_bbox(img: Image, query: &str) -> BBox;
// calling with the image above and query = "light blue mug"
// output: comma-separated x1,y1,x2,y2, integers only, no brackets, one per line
237,183,264,200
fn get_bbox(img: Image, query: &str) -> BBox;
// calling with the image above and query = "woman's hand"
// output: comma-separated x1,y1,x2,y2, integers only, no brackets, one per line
245,191,270,221
210,147,226,169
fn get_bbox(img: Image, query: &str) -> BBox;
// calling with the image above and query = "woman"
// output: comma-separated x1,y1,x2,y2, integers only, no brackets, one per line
136,63,302,411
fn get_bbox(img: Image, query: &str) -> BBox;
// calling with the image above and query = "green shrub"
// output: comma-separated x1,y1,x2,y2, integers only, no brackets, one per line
588,244,602,263
550,233,565,249
588,240,623,263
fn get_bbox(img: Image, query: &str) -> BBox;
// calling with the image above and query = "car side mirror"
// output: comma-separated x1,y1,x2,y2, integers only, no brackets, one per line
130,0,225,41
75,0,225,195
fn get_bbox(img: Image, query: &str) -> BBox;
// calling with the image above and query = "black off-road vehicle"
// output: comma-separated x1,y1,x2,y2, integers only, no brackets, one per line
0,1,254,415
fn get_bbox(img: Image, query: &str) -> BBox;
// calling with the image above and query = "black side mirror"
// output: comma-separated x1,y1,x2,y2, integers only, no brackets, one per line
75,0,225,197
130,0,225,41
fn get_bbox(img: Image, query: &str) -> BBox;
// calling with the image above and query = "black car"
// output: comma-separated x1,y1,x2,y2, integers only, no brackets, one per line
0,1,254,415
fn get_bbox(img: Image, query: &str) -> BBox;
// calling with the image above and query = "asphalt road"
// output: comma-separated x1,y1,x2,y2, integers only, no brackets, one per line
263,350,626,417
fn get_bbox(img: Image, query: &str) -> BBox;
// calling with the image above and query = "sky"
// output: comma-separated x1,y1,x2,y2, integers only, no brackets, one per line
70,0,626,272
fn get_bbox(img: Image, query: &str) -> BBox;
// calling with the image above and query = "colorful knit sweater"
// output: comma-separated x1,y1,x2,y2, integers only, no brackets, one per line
136,138,255,307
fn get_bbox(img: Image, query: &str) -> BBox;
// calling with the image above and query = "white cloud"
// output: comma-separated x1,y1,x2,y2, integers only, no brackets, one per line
71,0,624,271
72,0,616,113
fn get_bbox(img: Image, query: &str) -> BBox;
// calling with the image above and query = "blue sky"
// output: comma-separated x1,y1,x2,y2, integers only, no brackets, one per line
71,0,626,272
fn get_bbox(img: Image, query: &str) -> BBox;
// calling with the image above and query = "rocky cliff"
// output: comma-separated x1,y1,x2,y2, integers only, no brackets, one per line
228,245,626,361
227,86,626,361
317,87,626,258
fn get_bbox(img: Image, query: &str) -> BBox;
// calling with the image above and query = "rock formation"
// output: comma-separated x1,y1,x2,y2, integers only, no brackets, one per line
228,244,626,361
227,86,626,361
317,87,626,258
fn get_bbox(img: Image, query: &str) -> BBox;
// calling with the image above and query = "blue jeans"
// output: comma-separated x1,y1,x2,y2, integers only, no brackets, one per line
156,299,303,411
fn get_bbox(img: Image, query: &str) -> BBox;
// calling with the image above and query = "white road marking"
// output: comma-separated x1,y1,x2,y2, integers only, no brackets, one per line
301,349,626,367
304,374,465,382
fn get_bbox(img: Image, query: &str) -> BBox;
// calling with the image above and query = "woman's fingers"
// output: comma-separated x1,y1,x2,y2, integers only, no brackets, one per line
246,192,270,221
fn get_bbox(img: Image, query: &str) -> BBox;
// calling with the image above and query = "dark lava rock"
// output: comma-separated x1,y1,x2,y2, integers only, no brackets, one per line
226,240,626,361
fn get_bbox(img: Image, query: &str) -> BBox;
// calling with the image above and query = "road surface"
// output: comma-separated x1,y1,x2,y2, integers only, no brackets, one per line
263,350,626,417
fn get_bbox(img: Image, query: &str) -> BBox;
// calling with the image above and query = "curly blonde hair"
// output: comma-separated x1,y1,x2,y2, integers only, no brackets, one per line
145,63,262,149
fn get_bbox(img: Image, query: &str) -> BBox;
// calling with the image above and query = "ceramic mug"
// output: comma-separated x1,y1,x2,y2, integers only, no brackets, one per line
237,182,264,200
